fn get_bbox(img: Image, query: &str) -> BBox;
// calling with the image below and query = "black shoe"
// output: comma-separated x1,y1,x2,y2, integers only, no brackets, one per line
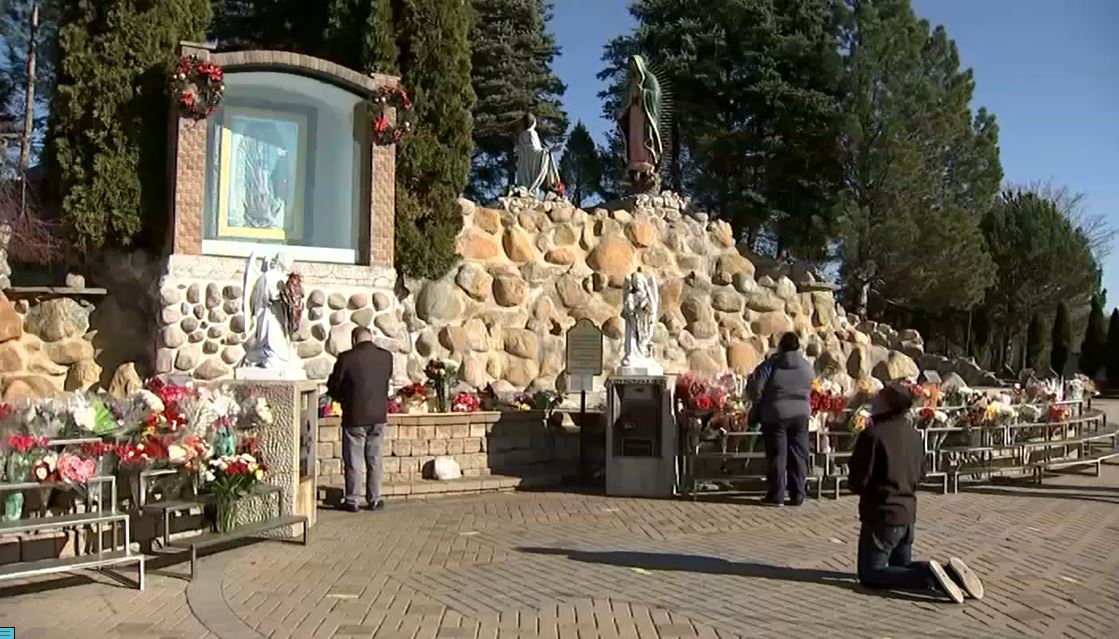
760,496,785,507
787,496,805,507
364,500,385,512
341,502,360,513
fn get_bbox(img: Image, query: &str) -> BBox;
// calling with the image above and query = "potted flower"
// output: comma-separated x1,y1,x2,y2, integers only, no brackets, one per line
201,452,267,532
397,383,430,414
450,392,480,413
2,434,49,521
424,360,458,413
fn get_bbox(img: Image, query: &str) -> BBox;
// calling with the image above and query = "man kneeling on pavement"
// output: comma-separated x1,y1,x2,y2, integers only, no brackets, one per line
848,382,984,603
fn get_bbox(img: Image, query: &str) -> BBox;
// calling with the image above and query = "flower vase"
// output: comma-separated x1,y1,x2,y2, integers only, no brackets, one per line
3,453,31,522
215,497,239,533
215,430,237,458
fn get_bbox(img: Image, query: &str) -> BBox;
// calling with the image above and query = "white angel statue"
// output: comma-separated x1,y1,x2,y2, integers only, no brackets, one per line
238,250,306,377
619,269,662,375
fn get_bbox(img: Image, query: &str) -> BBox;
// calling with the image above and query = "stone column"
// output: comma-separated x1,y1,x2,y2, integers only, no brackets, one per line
229,379,319,537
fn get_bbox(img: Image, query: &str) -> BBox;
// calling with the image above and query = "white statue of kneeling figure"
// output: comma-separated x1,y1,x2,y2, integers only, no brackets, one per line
618,269,662,376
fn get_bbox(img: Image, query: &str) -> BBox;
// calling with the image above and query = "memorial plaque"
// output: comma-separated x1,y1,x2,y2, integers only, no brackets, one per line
566,318,604,375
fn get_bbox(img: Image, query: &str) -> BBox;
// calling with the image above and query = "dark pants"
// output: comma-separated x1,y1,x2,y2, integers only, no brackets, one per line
761,416,810,500
857,524,935,590
342,423,384,506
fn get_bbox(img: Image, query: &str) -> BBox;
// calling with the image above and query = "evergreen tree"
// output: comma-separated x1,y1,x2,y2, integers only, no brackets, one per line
468,0,566,202
599,0,845,260
1024,314,1044,372
1080,294,1107,378
210,1,330,53
836,0,999,316
1107,309,1119,385
1051,302,1072,375
558,122,602,207
978,189,1100,371
48,0,211,251
392,0,474,278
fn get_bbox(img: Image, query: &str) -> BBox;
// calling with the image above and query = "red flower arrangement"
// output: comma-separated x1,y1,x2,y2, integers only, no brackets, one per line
146,378,195,432
398,382,429,399
675,374,728,412
810,390,847,415
1048,404,1070,423
451,392,480,413
387,397,404,414
169,55,224,120
80,441,114,458
369,83,414,145
5,434,49,454
114,443,151,468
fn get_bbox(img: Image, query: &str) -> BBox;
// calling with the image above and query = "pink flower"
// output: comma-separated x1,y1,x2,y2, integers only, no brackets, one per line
58,454,97,484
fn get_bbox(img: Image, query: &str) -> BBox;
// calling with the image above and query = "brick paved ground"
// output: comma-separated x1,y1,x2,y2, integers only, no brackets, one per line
3,405,1119,639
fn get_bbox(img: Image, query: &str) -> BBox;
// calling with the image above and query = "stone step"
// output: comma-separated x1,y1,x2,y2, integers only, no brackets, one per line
317,466,568,502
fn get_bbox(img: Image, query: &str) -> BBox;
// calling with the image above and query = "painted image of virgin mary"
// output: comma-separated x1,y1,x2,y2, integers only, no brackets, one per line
236,120,291,230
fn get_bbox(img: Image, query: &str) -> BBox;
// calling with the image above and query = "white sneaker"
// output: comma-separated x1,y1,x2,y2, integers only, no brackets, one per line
929,560,965,604
948,557,984,600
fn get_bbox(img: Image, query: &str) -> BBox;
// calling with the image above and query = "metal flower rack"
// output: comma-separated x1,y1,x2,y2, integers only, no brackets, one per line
138,468,307,581
0,437,145,590
679,398,1117,499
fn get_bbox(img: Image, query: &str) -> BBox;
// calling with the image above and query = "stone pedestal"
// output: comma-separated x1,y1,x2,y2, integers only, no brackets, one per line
235,366,308,381
604,375,676,497
230,380,320,536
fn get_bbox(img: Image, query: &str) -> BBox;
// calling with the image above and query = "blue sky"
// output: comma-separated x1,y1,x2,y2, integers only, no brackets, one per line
550,0,1119,308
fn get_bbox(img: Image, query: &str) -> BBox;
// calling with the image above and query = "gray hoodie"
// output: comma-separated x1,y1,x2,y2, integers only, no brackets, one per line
748,351,814,423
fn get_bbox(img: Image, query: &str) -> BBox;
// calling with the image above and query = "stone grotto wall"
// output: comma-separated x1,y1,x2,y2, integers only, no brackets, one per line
0,251,161,402
154,254,405,382
395,193,962,393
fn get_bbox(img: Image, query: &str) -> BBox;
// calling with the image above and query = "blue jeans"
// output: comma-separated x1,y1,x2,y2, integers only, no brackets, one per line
761,417,810,500
857,524,935,590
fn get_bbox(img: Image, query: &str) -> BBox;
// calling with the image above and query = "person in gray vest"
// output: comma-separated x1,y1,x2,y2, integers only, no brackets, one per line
747,332,813,506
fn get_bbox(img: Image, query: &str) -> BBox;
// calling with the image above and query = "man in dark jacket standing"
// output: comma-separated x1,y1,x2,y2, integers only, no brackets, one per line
848,383,984,603
327,326,394,513
747,332,813,506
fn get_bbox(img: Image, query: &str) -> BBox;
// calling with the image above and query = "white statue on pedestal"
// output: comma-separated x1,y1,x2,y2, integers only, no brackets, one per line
237,250,306,380
619,269,662,375
512,112,562,197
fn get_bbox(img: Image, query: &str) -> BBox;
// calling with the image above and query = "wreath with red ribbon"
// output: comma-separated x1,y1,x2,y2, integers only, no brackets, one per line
170,55,225,120
369,84,414,145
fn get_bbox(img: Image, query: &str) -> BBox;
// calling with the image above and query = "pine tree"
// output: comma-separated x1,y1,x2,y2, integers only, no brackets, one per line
1024,314,1044,371
558,122,602,207
1051,302,1072,376
1080,294,1107,378
978,189,1100,371
468,0,566,202
210,1,330,53
599,0,845,260
48,0,211,251
392,0,475,278
836,0,999,315
1107,309,1119,385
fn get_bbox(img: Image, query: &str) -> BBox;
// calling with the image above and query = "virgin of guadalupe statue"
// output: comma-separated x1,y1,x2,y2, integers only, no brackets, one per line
239,251,305,376
513,112,562,197
617,55,666,194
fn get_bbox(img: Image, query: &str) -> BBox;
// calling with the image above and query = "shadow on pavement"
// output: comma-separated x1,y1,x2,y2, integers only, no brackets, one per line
517,547,945,603
963,485,1119,505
